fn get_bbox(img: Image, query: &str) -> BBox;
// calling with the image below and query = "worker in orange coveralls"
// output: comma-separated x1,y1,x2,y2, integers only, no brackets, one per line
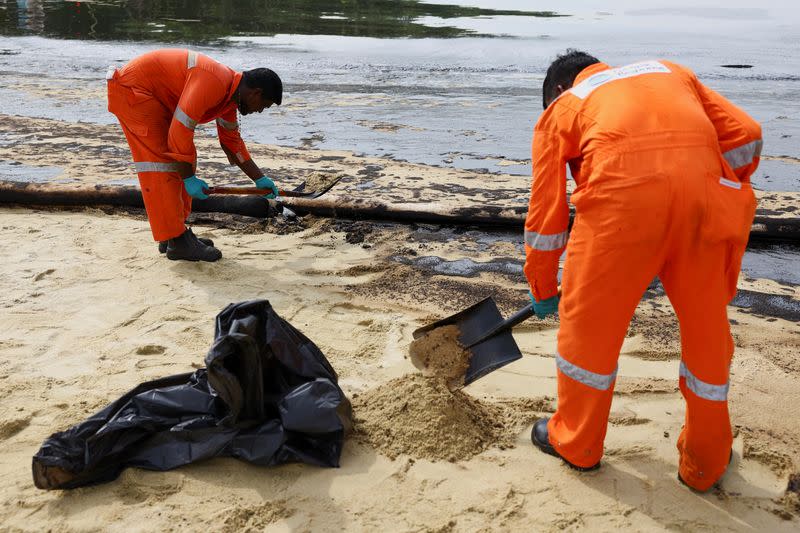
106,49,283,261
525,50,761,491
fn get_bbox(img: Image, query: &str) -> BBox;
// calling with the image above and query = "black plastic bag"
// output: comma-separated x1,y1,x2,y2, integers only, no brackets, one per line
32,300,352,490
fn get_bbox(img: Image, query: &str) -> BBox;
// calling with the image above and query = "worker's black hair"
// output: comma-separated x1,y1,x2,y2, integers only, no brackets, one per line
542,49,600,109
243,68,283,105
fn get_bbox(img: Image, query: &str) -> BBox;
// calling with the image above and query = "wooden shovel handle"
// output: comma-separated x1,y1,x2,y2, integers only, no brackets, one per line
207,187,309,198
207,187,273,195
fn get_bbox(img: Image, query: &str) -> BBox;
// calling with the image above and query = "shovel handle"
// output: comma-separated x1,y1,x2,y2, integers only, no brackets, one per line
206,187,307,198
466,304,535,348
207,187,266,195
465,287,562,348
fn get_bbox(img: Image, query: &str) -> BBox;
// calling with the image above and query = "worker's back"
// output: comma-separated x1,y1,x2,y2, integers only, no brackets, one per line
552,60,724,185
117,49,237,112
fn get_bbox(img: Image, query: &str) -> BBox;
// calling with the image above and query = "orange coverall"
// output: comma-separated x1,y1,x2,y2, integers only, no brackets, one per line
106,49,251,241
524,61,761,490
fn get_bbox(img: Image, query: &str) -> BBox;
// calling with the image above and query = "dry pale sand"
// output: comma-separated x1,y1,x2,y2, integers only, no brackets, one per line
0,109,798,530
0,201,798,532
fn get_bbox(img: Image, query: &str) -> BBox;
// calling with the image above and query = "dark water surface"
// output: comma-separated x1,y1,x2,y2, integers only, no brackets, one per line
0,0,798,191
0,0,562,40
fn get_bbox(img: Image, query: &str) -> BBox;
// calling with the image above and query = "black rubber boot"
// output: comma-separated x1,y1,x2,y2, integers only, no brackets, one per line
165,229,222,262
531,417,600,472
159,230,214,253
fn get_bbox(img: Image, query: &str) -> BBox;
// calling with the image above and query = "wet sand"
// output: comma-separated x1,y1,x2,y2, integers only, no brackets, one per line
0,197,798,530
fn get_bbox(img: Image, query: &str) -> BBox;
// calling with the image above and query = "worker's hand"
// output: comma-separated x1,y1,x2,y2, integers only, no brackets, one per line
529,291,559,319
255,176,279,199
183,175,210,200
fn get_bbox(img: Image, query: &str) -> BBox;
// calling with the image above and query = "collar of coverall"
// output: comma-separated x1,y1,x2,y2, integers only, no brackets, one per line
227,71,244,105
572,62,611,86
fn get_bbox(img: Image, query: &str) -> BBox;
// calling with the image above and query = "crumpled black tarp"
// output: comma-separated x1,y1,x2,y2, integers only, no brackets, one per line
32,299,352,490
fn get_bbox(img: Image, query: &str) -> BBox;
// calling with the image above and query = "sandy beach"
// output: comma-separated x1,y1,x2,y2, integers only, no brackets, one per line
0,191,798,530
1,4,799,527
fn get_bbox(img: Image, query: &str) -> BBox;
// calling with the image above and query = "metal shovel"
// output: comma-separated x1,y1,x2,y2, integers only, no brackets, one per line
412,288,560,386
207,176,342,199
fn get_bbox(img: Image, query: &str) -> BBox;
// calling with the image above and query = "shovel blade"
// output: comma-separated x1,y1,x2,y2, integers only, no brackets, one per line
412,296,524,386
464,330,522,386
412,297,502,339
307,175,342,198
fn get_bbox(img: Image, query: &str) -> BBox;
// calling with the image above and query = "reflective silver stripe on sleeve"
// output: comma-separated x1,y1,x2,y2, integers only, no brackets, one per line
174,106,197,130
679,361,729,401
236,152,245,163
723,139,762,169
134,161,181,173
187,50,198,69
524,229,568,251
556,351,618,391
719,177,742,190
216,117,239,131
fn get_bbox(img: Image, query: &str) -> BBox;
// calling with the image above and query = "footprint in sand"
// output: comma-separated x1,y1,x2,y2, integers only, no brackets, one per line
135,344,166,356
33,269,55,282
0,414,32,440
115,469,185,503
135,345,168,368
213,500,294,533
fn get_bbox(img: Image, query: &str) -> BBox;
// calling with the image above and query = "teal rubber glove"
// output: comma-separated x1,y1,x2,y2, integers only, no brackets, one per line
183,175,209,200
255,176,279,199
529,291,559,319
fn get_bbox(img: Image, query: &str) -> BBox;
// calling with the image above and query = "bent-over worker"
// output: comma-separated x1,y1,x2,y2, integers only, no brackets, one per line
107,49,283,261
524,50,761,491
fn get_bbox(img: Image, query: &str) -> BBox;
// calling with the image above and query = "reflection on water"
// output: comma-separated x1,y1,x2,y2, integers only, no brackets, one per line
0,160,64,182
0,0,563,41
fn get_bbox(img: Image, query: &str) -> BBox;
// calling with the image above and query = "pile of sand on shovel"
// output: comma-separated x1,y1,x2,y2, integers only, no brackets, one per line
408,324,470,389
303,171,341,192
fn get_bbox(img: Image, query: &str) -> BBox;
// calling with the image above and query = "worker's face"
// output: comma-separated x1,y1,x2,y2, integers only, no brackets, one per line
239,88,274,115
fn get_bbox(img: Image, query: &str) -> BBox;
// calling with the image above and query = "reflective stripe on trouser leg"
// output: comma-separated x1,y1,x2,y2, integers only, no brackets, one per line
548,351,619,468
660,229,736,491
134,161,181,173
137,173,188,242
556,351,617,391
679,361,729,401
546,171,672,470
110,97,185,242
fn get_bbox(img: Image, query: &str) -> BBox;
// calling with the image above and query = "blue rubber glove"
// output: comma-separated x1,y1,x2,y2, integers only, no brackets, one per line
255,176,279,199
529,291,559,319
183,175,209,200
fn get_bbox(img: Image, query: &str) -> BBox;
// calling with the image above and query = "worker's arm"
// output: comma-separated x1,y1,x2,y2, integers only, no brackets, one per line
523,108,577,302
164,69,228,177
217,107,278,197
220,144,264,182
675,63,762,182
216,107,263,181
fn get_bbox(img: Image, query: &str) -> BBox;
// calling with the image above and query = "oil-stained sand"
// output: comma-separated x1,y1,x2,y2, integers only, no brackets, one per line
0,109,798,529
